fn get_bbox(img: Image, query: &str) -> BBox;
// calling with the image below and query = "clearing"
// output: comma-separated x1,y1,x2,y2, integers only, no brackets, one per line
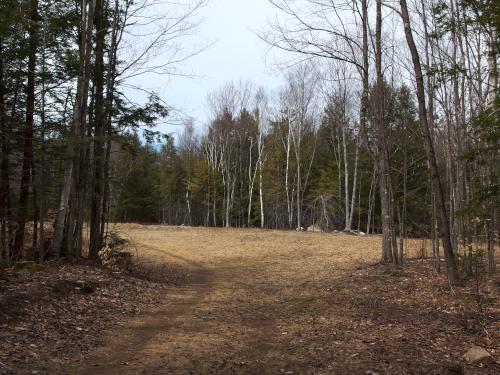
3,224,499,374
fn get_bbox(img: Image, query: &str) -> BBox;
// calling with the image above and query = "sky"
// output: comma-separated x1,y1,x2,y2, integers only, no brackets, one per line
130,0,288,138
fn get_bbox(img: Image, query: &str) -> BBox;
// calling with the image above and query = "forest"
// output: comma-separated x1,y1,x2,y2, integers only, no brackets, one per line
0,0,499,372
1,0,497,281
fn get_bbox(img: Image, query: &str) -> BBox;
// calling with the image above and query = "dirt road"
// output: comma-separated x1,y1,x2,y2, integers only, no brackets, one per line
68,225,496,375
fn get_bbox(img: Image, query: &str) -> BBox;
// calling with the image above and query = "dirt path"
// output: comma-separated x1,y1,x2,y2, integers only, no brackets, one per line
73,269,213,374
66,225,497,375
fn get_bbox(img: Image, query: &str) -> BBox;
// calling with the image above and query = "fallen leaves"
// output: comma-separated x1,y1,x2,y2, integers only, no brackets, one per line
0,261,179,374
1,225,499,375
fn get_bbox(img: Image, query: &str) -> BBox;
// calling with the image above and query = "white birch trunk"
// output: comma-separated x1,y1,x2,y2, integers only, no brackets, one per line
348,135,359,231
342,126,350,231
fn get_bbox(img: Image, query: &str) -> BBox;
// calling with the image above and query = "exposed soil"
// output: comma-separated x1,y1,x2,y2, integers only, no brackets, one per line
2,225,499,374
0,260,184,375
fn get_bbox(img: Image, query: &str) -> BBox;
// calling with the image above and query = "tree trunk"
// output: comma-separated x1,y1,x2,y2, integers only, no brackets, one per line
360,0,371,236
285,115,292,228
400,0,460,283
247,137,255,226
342,126,350,230
51,0,96,258
487,24,498,105
375,0,394,263
348,135,359,231
31,159,38,260
366,165,376,235
13,0,39,259
0,42,10,262
37,34,47,262
101,0,120,242
89,0,106,259
295,138,302,230
259,158,264,228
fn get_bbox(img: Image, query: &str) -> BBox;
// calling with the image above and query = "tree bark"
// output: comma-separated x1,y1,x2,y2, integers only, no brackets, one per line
51,0,96,258
375,0,394,263
399,0,460,283
487,24,498,105
348,135,359,231
13,0,39,259
342,126,350,230
0,42,10,262
89,0,106,259
101,0,120,242
285,114,293,228
259,158,264,228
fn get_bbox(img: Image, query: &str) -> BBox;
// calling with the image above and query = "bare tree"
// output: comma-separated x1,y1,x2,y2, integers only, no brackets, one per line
282,63,320,230
272,91,295,228
248,88,268,228
264,0,376,238
179,118,198,225
322,65,360,232
399,0,460,283
205,81,253,227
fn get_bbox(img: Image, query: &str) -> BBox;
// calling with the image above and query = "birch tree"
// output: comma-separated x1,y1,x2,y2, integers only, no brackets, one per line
282,64,320,230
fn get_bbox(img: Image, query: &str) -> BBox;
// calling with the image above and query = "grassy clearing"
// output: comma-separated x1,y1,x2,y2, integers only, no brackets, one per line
3,224,498,374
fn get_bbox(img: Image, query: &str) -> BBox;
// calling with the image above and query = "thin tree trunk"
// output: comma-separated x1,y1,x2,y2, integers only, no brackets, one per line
487,24,498,105
400,145,408,264
51,0,96,258
295,138,302,230
36,16,48,262
212,168,217,226
101,0,120,242
348,135,359,231
0,42,9,262
31,159,38,260
342,126,350,230
366,165,376,235
89,0,106,259
13,0,39,259
259,152,264,228
488,207,496,273
360,0,370,235
375,0,393,263
285,114,292,228
400,0,460,283
247,137,255,226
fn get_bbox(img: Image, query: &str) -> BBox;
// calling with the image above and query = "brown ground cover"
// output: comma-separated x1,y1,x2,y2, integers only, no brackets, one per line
1,224,499,374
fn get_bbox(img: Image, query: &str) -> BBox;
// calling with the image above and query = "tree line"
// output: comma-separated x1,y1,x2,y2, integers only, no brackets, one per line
0,0,205,262
0,0,498,284
114,77,419,235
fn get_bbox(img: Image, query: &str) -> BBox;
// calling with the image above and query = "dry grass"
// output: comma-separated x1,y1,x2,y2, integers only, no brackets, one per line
113,223,424,269
67,224,498,375
6,224,497,374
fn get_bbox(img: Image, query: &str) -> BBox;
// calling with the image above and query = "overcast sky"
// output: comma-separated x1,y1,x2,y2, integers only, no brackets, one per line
130,0,288,138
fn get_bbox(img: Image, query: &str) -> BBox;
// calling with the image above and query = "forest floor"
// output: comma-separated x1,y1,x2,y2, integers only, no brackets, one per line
1,224,499,375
